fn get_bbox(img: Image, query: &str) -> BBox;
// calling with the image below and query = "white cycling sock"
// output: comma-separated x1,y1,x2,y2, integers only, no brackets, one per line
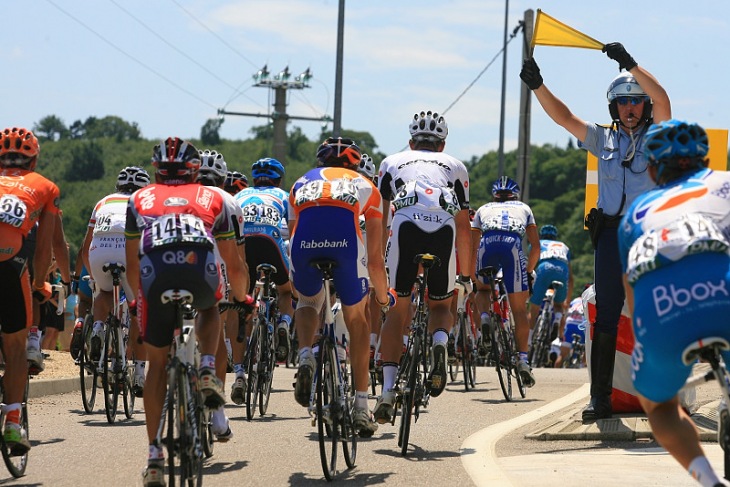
199,354,215,370
688,455,722,487
211,407,228,433
354,391,369,410
370,333,378,348
148,443,164,461
92,320,104,333
432,330,448,347
382,364,398,392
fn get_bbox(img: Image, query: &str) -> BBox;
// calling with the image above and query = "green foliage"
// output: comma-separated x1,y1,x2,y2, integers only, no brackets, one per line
201,118,223,145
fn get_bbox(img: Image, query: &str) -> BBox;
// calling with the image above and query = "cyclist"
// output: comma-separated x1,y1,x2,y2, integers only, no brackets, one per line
124,138,249,486
471,176,540,387
233,157,294,382
224,170,249,195
0,127,62,453
289,137,390,437
196,149,250,441
81,166,150,397
374,110,472,423
618,120,730,487
554,296,586,368
528,224,574,349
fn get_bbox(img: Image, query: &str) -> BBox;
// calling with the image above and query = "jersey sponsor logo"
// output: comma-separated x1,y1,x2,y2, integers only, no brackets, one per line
634,183,707,221
138,187,156,210
652,279,729,318
196,186,214,210
299,239,348,249
163,196,189,207
395,158,453,172
411,212,443,223
162,250,198,265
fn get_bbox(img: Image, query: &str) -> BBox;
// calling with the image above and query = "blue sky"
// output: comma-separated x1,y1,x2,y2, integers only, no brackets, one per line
5,1,728,163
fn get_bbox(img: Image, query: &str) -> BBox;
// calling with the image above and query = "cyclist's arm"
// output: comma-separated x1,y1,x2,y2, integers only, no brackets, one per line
380,197,391,252
218,238,248,302
52,212,71,282
525,224,540,274
32,210,56,290
80,225,94,278
567,261,574,305
622,273,634,315
455,209,472,277
124,238,140,300
470,228,481,277
364,215,388,303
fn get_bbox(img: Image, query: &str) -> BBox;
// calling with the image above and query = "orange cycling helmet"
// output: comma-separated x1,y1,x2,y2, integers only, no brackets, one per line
0,127,40,169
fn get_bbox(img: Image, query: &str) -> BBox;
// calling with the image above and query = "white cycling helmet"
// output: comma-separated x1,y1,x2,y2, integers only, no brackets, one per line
409,110,448,140
197,149,228,185
116,166,150,193
357,153,376,179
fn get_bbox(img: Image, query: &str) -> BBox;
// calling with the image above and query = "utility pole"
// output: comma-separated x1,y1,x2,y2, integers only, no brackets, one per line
333,0,345,136
217,65,331,164
517,9,534,202
497,0,510,177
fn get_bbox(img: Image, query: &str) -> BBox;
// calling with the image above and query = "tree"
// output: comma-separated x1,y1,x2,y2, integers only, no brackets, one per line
33,115,69,141
70,116,141,141
64,142,105,181
201,118,223,146
250,124,273,140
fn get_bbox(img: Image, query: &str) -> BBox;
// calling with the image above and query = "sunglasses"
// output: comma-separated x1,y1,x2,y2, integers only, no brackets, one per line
412,134,443,143
616,96,647,106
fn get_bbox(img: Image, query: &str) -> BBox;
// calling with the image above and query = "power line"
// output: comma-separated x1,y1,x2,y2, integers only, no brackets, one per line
168,0,260,71
44,0,218,110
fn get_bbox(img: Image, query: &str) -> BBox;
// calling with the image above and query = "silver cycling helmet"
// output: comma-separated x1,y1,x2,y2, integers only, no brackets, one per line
357,153,376,179
197,149,228,185
409,110,448,140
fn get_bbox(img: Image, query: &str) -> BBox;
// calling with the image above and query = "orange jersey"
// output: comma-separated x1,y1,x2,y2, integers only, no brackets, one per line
289,167,382,237
0,168,60,259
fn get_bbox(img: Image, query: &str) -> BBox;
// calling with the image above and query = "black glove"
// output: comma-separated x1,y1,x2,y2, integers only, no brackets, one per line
234,295,255,316
520,57,543,90
602,42,637,71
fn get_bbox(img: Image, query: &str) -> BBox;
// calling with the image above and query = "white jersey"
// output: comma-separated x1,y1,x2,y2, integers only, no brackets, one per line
472,200,535,238
378,149,469,231
88,192,131,237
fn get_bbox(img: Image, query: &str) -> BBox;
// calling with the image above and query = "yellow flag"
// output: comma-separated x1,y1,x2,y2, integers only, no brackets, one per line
531,9,604,50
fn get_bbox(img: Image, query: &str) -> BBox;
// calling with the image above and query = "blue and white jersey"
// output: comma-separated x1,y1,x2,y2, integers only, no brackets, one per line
538,239,572,264
234,186,290,241
618,167,730,284
472,200,535,239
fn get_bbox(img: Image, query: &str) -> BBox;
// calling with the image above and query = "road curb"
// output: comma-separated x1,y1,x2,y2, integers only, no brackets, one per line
28,376,83,399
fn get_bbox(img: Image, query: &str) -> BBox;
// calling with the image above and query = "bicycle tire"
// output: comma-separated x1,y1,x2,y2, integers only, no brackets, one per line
507,311,527,399
79,314,97,414
448,358,459,382
459,314,474,391
122,344,135,419
340,359,357,468
245,325,261,421
316,338,339,481
398,333,419,457
0,375,29,478
258,327,276,416
492,315,512,401
102,319,120,424
201,405,214,459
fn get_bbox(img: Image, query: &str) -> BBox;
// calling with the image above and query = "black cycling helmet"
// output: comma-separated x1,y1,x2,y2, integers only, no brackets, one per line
151,137,201,184
316,137,362,170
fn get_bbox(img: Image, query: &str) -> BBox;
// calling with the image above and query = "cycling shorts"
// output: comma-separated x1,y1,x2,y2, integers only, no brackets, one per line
476,232,527,294
290,206,368,307
88,235,134,298
245,235,291,294
631,252,730,403
386,214,456,300
529,259,570,306
39,301,65,332
138,245,223,348
561,319,586,347
0,244,32,334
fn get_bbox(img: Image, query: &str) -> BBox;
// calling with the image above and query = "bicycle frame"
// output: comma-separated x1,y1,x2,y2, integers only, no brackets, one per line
530,281,563,369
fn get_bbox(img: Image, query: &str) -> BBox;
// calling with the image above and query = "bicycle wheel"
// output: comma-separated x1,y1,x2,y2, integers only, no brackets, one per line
398,335,419,457
492,316,512,401
459,314,474,391
508,312,527,399
245,325,261,421
101,320,120,424
258,327,276,416
316,338,339,481
79,314,97,413
201,406,214,459
448,358,459,382
122,346,135,419
168,367,202,487
0,376,30,478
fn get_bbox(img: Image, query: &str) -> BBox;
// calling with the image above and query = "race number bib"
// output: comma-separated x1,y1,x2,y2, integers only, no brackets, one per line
242,203,282,226
627,213,730,283
294,179,358,207
392,180,459,215
141,213,214,253
0,194,27,228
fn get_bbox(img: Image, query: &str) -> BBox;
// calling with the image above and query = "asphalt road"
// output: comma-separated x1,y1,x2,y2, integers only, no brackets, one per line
7,364,725,486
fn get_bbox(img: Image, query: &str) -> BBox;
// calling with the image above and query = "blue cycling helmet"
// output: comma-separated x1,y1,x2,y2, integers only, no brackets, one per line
251,158,285,181
645,119,709,166
539,224,558,240
492,176,520,200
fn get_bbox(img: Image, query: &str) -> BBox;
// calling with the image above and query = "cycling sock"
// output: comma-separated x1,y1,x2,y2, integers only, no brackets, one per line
233,363,245,376
92,320,104,333
27,327,41,347
382,364,398,392
211,407,227,432
688,455,721,487
135,361,145,376
200,354,215,370
298,347,313,362
148,443,164,462
480,312,489,325
354,391,369,410
278,314,292,329
432,329,448,347
2,403,20,418
370,333,378,348
519,352,529,363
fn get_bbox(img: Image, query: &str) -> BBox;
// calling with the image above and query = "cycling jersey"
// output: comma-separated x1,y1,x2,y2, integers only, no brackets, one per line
0,168,60,261
618,167,730,402
235,186,291,292
529,239,572,306
87,192,134,295
562,297,587,347
125,183,243,346
378,149,469,299
472,200,536,294
289,167,381,306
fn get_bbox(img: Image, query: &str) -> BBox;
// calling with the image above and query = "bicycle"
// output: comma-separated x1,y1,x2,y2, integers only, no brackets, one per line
306,259,357,481
529,280,563,369
154,289,204,487
77,276,98,414
452,281,477,391
563,333,586,369
391,253,439,457
477,266,525,401
680,336,730,480
0,338,32,478
242,263,279,421
96,263,135,423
